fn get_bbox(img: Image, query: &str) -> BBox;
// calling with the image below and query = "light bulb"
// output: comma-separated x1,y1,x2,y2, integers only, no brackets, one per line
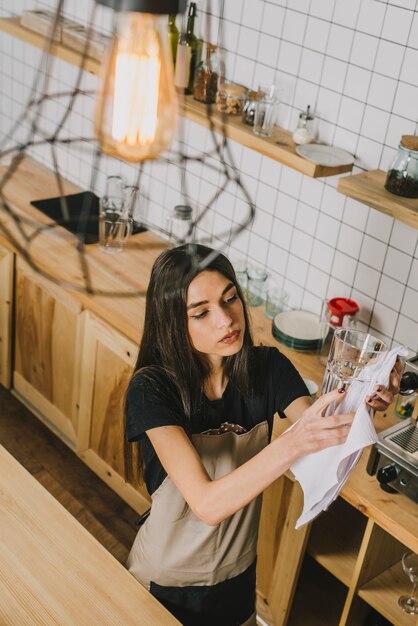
94,12,178,162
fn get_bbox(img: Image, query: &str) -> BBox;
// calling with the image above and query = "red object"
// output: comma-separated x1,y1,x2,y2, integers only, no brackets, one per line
327,297,359,327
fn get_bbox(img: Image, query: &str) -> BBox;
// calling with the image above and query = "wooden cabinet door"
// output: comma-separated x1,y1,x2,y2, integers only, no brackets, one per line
0,242,14,389
13,258,83,447
78,311,150,515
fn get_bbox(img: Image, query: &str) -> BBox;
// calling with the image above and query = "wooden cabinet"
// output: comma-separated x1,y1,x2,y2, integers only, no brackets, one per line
266,488,417,626
13,258,84,448
0,242,14,389
77,311,150,515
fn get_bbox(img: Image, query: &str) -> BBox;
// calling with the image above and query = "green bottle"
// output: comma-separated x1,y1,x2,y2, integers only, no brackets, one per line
184,2,198,94
168,14,179,65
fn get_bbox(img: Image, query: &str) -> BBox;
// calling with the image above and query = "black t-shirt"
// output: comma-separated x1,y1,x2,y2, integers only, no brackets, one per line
126,346,309,496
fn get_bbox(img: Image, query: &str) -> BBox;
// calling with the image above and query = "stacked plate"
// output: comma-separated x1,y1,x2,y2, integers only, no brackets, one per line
272,310,327,352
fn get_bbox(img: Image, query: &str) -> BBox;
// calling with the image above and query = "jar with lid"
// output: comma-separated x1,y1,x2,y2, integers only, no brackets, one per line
167,204,193,243
385,135,418,198
292,105,316,145
395,370,418,419
318,297,359,366
216,83,246,115
193,43,218,104
242,90,257,126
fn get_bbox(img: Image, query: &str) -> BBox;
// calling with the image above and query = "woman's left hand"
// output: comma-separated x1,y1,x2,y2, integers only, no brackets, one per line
365,357,403,411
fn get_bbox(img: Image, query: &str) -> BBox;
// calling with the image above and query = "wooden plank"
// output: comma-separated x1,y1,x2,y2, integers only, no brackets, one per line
183,96,353,178
267,480,311,626
338,170,418,230
341,450,418,556
0,16,101,74
0,244,13,389
13,373,77,446
307,498,367,586
79,448,150,515
0,17,353,179
358,561,418,626
0,444,179,625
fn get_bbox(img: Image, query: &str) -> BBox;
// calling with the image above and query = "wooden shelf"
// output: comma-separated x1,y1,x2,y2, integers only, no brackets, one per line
0,16,353,179
307,498,367,586
358,560,415,626
287,556,348,626
338,169,418,230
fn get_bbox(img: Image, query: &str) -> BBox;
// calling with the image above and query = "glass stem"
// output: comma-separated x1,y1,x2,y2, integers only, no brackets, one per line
409,581,417,604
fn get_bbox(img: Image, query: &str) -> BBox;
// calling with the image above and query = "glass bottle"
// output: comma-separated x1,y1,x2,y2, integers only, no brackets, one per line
318,297,359,366
193,43,218,104
167,205,193,243
168,14,179,66
242,90,257,126
385,135,418,198
174,2,198,94
292,105,316,145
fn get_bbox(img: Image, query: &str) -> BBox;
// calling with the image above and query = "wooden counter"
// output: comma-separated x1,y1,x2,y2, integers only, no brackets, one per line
1,156,417,626
0,444,179,625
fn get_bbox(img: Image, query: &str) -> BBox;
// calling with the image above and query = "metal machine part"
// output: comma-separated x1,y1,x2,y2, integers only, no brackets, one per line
367,418,418,502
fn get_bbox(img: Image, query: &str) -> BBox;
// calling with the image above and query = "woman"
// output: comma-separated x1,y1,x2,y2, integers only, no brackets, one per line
124,244,399,626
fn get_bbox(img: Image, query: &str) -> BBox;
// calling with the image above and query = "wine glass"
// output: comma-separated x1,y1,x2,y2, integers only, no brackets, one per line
321,328,386,395
399,551,418,614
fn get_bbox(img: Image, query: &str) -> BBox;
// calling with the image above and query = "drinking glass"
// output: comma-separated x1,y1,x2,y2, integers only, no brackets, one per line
234,259,248,294
247,266,269,306
398,551,418,615
253,84,283,138
321,328,386,395
99,176,133,254
264,287,288,319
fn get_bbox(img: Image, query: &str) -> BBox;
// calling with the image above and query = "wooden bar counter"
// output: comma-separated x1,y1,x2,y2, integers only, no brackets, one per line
0,156,417,626
0,444,179,625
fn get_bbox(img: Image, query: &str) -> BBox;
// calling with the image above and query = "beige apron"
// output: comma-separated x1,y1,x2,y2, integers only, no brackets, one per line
127,420,268,596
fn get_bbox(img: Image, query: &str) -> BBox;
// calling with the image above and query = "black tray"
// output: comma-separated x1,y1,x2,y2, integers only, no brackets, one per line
31,191,146,244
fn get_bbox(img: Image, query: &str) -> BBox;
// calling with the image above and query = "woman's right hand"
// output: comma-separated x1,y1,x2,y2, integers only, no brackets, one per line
285,388,355,459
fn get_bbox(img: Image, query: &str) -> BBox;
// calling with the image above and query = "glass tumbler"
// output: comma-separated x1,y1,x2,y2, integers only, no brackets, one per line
253,84,282,138
247,266,269,306
265,287,288,319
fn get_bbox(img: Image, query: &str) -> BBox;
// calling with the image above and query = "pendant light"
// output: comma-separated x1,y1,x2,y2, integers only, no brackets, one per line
94,0,186,162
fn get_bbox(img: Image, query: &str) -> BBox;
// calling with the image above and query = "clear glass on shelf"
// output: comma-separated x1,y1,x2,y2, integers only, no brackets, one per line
398,551,418,615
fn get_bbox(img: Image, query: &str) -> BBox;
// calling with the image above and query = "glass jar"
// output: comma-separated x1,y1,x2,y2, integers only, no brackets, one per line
242,90,257,126
385,135,418,198
167,204,193,243
292,105,316,145
395,371,418,419
318,297,359,366
216,83,246,115
193,43,218,104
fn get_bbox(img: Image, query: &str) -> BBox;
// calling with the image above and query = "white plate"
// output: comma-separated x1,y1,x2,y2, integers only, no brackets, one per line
296,144,355,167
273,310,327,341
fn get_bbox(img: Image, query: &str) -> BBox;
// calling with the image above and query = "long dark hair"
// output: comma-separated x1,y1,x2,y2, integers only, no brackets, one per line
124,244,254,483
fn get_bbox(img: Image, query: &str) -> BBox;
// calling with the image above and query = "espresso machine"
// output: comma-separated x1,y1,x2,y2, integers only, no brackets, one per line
367,356,418,503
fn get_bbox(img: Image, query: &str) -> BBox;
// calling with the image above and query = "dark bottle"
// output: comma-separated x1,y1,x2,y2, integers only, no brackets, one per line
193,44,218,104
174,2,198,94
168,14,179,65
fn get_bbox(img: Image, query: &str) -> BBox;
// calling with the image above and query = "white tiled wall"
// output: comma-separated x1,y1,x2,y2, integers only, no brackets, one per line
0,0,417,353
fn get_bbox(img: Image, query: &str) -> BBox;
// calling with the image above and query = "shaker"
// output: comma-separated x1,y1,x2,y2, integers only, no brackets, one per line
318,297,359,366
167,204,193,243
292,105,316,145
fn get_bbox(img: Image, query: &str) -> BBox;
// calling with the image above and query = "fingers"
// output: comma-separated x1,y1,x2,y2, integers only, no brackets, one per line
310,387,346,415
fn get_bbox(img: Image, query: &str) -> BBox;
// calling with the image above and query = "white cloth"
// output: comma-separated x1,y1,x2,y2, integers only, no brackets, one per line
291,345,408,529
